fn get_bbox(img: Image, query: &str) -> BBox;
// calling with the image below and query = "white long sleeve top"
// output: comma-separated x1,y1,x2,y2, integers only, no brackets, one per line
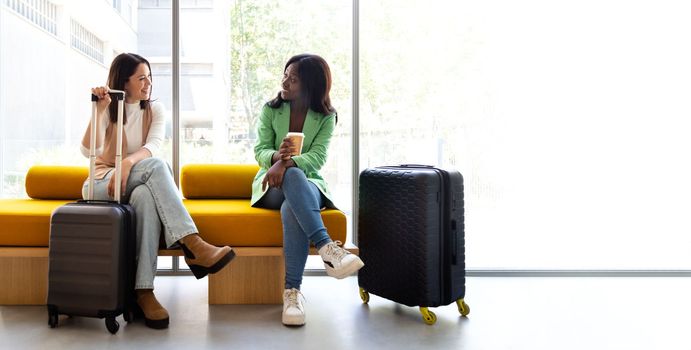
80,101,167,158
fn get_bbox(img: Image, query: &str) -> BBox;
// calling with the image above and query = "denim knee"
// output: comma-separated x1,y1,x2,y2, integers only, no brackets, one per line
144,157,167,172
283,167,305,185
136,157,171,181
128,185,153,206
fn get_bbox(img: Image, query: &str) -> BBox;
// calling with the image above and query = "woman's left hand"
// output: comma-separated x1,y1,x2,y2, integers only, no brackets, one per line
262,161,287,191
107,160,133,199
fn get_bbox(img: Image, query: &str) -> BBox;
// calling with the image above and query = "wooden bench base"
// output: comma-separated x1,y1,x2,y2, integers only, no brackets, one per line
209,248,285,304
160,247,286,304
151,247,359,305
0,248,48,305
0,246,357,305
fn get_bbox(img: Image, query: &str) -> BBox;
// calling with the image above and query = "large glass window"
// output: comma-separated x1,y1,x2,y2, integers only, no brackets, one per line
1,0,169,199
178,0,353,225
174,0,352,269
175,0,353,270
0,0,173,264
360,0,691,269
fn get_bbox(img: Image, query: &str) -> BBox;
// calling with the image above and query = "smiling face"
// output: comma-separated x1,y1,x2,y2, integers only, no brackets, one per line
124,63,152,103
280,63,301,101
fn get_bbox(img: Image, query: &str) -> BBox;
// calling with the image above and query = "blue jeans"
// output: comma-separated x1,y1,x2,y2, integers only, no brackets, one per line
82,157,197,289
254,167,332,290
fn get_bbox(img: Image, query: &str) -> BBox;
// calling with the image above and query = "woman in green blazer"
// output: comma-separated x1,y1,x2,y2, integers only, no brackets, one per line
251,54,364,326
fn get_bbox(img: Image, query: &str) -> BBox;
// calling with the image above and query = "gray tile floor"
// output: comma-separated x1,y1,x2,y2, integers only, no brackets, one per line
1,275,690,350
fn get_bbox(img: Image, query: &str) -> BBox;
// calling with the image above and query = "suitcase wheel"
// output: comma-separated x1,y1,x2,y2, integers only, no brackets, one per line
358,287,370,304
48,312,58,328
456,299,470,316
419,307,437,325
105,317,120,334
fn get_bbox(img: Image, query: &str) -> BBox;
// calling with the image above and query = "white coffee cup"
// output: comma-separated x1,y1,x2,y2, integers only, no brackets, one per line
285,132,304,156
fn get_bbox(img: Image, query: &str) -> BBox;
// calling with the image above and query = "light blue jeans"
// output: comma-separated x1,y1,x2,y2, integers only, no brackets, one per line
254,167,332,290
82,157,197,289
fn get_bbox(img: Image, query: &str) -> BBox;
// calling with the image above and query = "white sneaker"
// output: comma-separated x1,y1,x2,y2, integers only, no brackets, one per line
282,288,305,326
318,241,365,279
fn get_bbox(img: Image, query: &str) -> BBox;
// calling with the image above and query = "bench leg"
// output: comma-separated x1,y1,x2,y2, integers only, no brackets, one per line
208,248,285,304
0,248,48,305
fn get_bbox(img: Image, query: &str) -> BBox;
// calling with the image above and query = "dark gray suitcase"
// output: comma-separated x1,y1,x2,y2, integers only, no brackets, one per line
357,165,469,325
47,91,136,334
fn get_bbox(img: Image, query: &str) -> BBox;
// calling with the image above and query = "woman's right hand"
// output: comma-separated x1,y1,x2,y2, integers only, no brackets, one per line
278,137,294,161
271,138,294,164
91,86,111,115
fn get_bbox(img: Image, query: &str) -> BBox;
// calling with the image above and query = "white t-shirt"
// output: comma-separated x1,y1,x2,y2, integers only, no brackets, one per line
80,101,167,158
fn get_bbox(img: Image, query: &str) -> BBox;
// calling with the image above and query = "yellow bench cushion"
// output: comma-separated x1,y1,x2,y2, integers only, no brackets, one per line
181,164,259,199
0,199,346,248
184,199,346,247
0,164,347,248
0,199,71,246
25,166,87,200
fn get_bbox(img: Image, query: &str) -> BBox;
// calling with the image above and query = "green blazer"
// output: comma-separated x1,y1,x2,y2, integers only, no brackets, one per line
251,102,336,207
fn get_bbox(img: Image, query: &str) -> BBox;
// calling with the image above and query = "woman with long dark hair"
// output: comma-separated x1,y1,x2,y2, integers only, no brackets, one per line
251,54,364,326
82,53,235,329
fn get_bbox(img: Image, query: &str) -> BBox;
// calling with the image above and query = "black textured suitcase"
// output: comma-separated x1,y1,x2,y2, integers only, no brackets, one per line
46,91,136,334
357,165,469,325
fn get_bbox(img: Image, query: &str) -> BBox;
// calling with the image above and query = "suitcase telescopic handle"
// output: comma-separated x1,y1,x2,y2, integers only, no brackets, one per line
88,90,125,203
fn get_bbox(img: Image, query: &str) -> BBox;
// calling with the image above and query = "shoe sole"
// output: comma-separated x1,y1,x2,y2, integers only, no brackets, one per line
325,258,365,279
144,317,170,329
132,300,170,329
282,314,305,326
188,248,236,279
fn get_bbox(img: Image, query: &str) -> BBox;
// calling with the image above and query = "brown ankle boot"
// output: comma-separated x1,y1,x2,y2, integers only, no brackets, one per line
180,234,235,279
135,289,169,329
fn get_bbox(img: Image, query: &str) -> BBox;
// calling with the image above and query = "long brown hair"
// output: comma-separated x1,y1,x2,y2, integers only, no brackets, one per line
105,53,152,124
267,54,337,122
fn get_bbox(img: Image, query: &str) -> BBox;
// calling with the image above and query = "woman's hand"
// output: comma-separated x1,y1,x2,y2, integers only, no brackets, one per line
262,161,287,191
107,160,133,199
278,137,294,161
91,86,111,116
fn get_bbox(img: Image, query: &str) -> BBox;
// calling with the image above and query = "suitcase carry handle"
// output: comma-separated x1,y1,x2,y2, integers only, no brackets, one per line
76,199,121,205
398,164,434,168
88,90,125,203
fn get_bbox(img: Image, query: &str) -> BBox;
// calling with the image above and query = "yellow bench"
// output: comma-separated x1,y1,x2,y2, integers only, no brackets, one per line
0,164,348,305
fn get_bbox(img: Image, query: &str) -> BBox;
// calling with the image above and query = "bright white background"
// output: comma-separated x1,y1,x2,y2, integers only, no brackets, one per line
360,0,691,269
